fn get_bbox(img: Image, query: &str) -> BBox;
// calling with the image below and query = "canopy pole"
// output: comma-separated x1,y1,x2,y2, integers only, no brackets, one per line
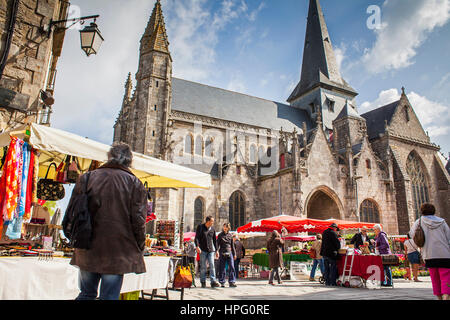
180,188,186,249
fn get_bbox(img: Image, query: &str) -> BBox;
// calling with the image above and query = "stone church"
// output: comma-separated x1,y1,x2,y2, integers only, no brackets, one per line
113,0,450,236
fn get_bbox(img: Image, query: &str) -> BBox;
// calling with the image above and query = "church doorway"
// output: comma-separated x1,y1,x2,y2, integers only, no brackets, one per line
229,191,246,230
306,188,342,220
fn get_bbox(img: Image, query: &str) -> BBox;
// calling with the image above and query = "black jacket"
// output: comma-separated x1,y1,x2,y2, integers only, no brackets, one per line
195,223,218,253
320,228,341,260
350,232,368,249
217,232,236,257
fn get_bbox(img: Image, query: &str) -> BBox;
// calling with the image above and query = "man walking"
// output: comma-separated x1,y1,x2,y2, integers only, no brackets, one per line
233,234,245,279
195,216,220,288
320,223,341,286
70,143,147,300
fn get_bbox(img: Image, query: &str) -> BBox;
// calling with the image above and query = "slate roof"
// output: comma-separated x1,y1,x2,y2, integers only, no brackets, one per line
335,101,364,121
171,78,313,133
446,159,450,176
361,100,400,140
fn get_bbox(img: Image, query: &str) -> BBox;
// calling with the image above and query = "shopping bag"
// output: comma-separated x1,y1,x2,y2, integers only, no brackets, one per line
173,266,193,289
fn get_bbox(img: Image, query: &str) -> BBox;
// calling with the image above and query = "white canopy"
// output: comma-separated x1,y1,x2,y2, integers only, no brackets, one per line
0,123,211,189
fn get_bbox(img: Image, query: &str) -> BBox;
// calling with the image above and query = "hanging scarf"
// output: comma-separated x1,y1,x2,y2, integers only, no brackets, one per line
17,142,30,218
24,148,36,221
0,137,22,222
13,139,24,218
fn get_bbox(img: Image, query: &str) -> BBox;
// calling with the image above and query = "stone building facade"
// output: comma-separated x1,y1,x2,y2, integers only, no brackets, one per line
114,0,450,238
0,0,70,131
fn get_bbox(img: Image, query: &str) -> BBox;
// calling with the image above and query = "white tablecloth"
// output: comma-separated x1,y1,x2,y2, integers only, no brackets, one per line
0,256,171,300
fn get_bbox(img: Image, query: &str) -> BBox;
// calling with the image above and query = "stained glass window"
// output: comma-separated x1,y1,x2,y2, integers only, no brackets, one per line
406,152,429,219
229,191,245,230
360,200,380,223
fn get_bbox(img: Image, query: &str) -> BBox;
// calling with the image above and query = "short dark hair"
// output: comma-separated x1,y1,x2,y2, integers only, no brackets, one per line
108,143,133,167
205,216,214,222
421,203,436,216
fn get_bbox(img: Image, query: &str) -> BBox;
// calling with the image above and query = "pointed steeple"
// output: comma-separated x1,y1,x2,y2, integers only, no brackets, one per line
288,0,357,103
124,72,133,101
140,0,170,56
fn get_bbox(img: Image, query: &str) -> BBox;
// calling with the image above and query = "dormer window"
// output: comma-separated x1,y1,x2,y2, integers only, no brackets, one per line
327,98,335,112
310,103,316,114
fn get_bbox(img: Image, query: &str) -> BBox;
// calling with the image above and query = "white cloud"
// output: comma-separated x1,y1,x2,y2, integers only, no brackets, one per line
165,0,249,81
360,88,400,113
360,88,450,138
247,2,266,22
362,0,450,74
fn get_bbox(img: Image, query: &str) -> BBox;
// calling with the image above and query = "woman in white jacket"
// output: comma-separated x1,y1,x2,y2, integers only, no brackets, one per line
409,203,450,300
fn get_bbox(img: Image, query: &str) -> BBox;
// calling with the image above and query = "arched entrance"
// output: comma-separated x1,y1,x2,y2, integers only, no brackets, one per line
306,187,342,220
229,191,245,230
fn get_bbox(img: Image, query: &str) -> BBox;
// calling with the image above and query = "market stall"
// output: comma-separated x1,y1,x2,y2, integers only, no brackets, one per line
0,124,211,299
0,256,170,300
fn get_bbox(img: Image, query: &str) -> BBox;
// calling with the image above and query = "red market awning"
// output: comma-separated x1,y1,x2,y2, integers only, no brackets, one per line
325,219,379,231
237,215,380,234
283,236,316,242
237,215,330,233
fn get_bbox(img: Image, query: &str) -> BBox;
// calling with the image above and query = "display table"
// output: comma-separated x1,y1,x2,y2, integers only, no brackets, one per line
337,254,385,282
0,256,171,300
252,253,311,268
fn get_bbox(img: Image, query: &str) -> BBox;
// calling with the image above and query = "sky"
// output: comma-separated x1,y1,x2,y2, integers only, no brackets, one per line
52,0,450,161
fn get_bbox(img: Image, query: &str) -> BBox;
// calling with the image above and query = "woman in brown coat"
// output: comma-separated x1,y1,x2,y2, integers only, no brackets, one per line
69,143,147,300
267,230,285,285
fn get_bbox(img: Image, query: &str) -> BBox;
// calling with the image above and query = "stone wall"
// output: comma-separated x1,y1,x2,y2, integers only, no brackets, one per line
0,0,68,130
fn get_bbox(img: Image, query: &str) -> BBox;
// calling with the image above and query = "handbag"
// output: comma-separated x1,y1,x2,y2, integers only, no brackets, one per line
66,156,80,183
37,163,65,201
173,266,193,289
413,218,426,248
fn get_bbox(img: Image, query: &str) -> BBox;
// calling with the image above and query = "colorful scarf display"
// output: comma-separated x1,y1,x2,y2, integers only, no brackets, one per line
0,137,21,222
0,137,39,239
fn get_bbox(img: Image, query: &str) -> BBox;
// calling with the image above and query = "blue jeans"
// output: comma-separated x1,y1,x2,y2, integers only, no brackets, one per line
383,265,393,286
310,258,324,279
218,254,236,284
200,251,217,283
76,270,124,300
234,258,241,279
323,257,338,286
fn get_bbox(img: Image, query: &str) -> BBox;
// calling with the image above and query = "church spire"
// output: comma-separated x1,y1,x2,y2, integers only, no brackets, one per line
140,0,170,56
287,0,357,103
124,72,133,101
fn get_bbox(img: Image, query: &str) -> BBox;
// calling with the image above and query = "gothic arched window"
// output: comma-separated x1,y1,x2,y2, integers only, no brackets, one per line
360,199,380,223
205,137,214,157
195,136,203,156
185,134,193,155
249,144,257,163
229,191,245,230
406,152,430,219
194,197,204,228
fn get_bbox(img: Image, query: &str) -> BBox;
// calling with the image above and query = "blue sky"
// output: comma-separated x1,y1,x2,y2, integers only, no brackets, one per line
52,0,450,160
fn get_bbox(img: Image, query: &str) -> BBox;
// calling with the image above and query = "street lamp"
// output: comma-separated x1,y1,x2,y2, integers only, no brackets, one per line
79,22,104,57
41,15,104,57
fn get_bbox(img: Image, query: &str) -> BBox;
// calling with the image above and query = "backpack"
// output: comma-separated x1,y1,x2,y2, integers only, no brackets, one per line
413,218,426,248
62,172,94,249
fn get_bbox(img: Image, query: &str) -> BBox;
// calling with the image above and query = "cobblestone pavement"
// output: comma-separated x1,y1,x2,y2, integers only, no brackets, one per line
164,277,436,300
